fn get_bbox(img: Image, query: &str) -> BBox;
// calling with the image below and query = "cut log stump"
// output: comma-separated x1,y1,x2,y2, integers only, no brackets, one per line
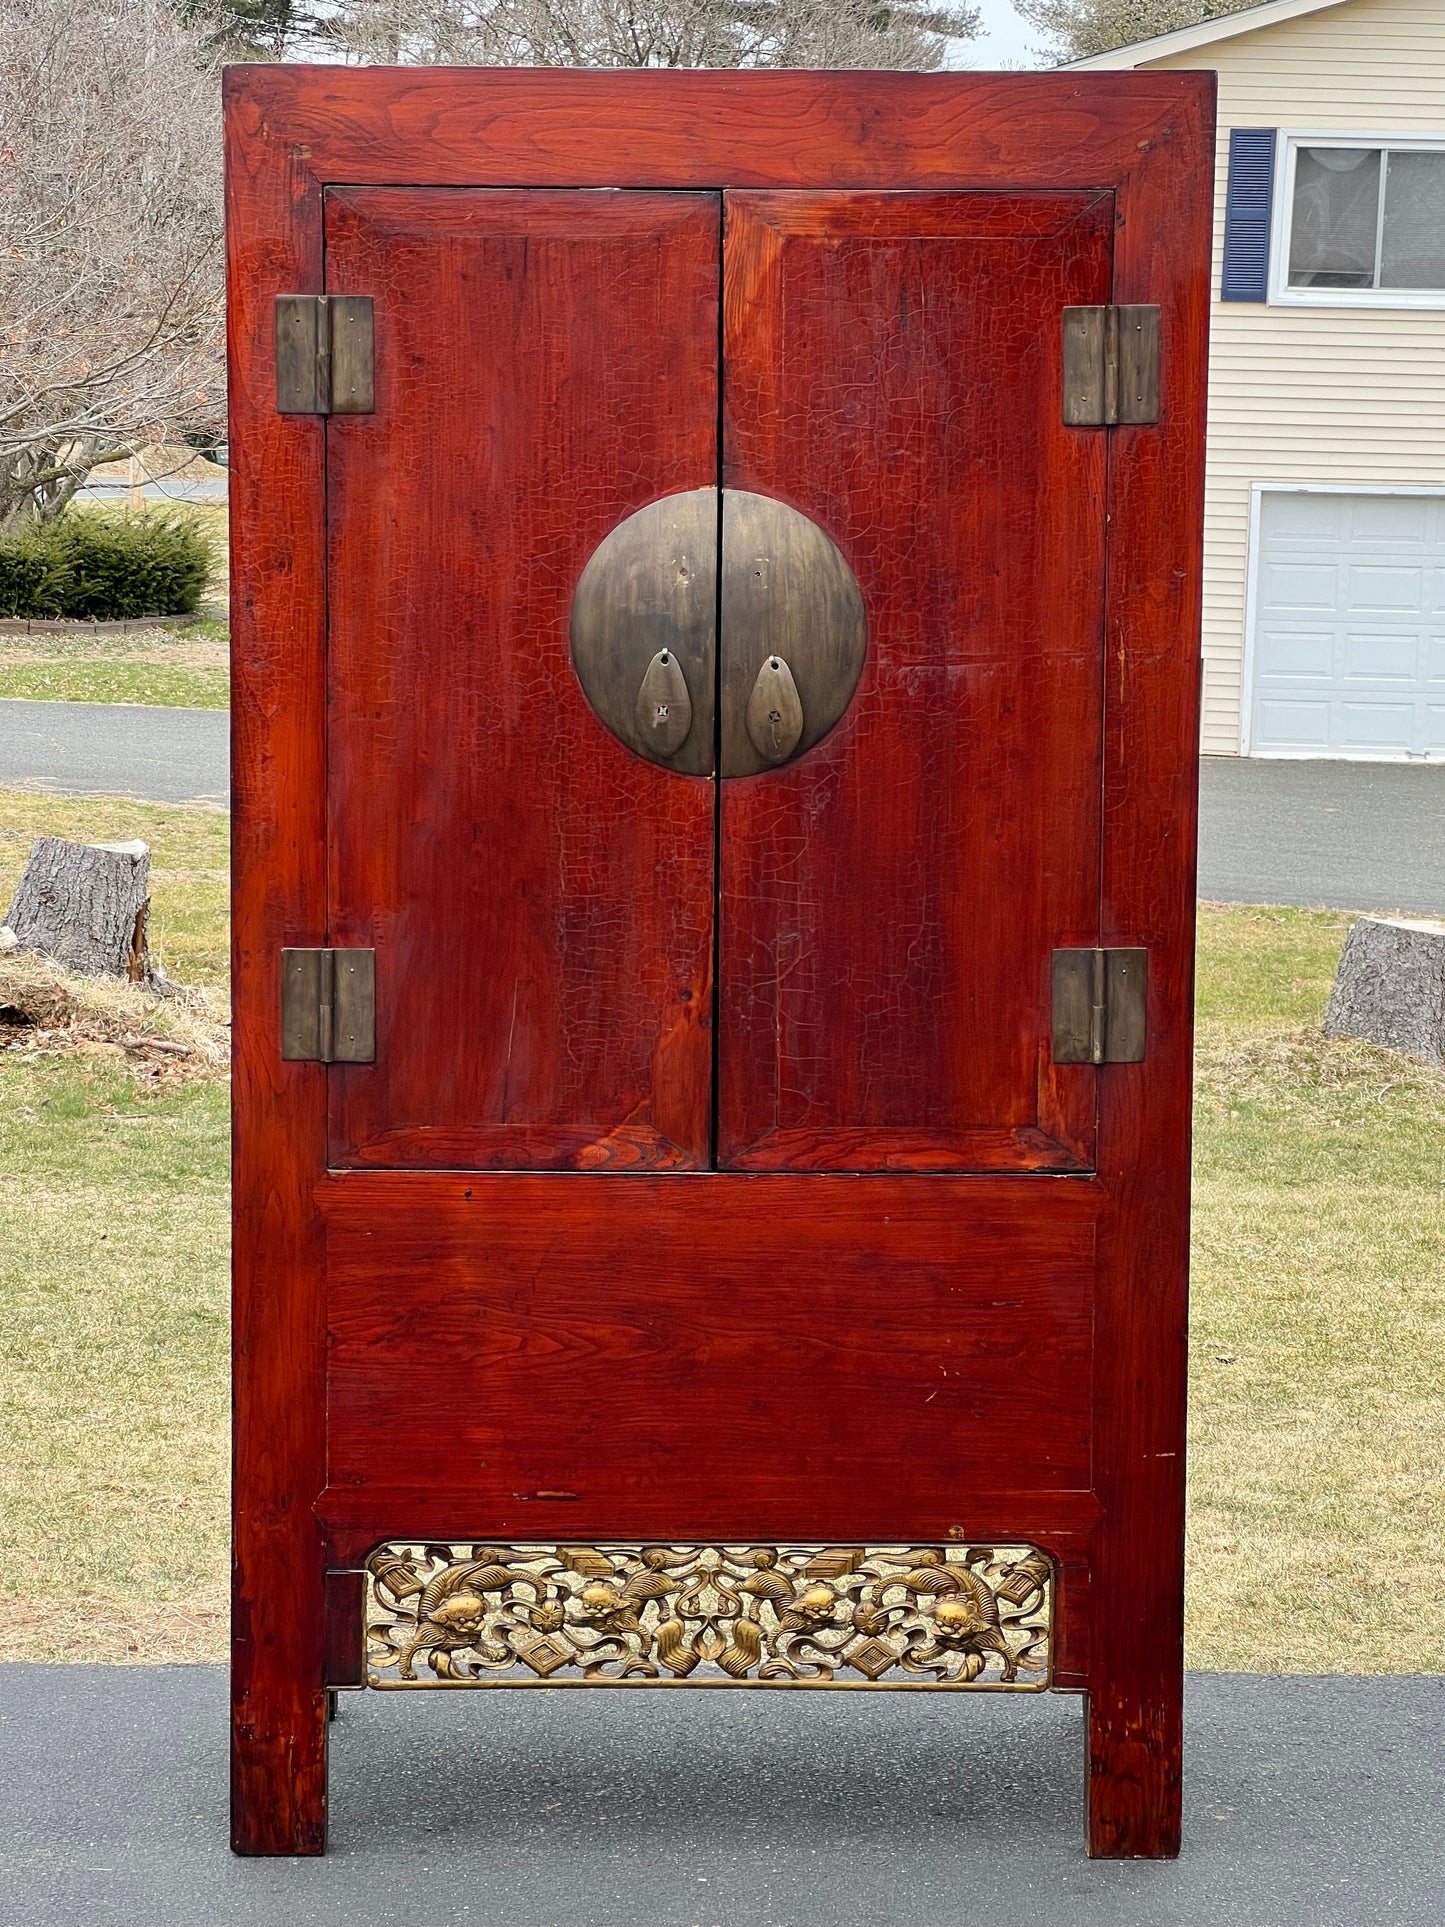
1324,915,1445,1068
1,836,153,981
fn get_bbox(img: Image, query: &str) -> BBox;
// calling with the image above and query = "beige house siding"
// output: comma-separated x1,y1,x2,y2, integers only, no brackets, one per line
1137,0,1445,753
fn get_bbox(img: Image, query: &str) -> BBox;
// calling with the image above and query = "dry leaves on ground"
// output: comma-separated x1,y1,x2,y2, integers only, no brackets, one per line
0,951,229,1077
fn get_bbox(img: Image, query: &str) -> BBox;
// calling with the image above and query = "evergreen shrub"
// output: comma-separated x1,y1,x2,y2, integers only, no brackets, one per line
0,526,73,618
0,510,213,620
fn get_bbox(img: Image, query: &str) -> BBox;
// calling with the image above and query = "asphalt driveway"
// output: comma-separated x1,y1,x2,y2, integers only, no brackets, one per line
0,699,228,809
2,1666,1441,1927
1197,755,1445,914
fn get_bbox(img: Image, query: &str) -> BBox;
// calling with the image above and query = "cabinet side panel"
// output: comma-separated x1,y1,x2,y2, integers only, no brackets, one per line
226,74,330,1855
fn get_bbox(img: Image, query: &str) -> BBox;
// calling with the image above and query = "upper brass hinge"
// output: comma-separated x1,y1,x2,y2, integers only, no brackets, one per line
280,948,375,1063
274,295,374,415
1062,306,1160,426
1051,948,1147,1065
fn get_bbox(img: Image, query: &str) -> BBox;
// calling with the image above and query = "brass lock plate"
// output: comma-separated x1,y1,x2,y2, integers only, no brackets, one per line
569,488,867,777
718,490,867,779
569,489,718,777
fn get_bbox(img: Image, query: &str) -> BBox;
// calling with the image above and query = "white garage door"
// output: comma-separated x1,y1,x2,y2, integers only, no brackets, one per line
1249,490,1445,760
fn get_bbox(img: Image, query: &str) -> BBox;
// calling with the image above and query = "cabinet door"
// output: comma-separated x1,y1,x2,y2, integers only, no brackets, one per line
324,189,720,1171
718,191,1112,1173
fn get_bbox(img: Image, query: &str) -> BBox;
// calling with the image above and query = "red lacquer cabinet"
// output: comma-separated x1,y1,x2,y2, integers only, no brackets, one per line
226,67,1213,1860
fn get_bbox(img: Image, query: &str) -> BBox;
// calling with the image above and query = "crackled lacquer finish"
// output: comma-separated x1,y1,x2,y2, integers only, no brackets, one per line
229,66,1211,1863
324,189,720,1171
719,192,1111,1173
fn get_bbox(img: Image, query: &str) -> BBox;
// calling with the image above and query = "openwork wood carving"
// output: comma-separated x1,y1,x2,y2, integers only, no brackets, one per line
364,1542,1052,1690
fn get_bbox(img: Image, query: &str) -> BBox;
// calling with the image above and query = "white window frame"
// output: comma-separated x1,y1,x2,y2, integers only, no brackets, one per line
1240,481,1445,759
1269,131,1445,311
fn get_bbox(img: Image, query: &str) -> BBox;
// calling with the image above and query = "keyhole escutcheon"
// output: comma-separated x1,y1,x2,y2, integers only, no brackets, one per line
745,655,804,765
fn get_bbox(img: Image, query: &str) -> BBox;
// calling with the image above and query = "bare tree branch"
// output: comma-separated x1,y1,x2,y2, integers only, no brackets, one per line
1015,0,1258,63
321,0,980,72
0,1,225,530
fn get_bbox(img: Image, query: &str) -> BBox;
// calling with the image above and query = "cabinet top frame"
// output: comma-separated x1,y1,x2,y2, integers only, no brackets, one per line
224,65,1214,208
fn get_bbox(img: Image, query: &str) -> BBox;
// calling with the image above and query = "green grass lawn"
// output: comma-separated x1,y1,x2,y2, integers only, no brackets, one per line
1,794,231,1659
0,618,229,711
0,658,229,709
1,792,1442,1667
1188,905,1445,1671
0,1058,229,1661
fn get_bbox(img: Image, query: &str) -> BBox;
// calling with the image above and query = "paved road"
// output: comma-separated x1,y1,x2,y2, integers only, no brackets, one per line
1,1667,1440,1926
2,698,1442,914
0,700,228,808
1198,756,1445,914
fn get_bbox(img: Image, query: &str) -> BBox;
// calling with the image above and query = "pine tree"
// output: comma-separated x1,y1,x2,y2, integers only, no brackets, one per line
176,0,326,59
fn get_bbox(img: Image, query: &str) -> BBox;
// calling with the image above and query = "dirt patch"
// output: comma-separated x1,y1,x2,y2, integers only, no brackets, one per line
0,1591,227,1664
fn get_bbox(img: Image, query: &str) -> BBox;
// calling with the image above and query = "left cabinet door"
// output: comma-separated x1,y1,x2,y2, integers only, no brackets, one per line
324,189,722,1171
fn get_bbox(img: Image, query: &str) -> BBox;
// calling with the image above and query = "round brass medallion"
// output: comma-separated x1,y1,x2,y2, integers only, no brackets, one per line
569,488,867,777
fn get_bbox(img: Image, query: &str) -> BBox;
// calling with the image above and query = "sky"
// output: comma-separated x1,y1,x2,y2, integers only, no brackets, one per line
957,0,1046,68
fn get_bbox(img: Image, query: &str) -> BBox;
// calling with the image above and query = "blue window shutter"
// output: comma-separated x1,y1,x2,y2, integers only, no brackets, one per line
1221,128,1277,301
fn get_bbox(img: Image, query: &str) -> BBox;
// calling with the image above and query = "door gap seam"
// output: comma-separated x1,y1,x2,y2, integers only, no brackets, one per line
709,193,726,1172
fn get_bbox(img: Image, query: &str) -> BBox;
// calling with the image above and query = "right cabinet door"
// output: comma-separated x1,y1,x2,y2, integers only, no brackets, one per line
718,190,1114,1174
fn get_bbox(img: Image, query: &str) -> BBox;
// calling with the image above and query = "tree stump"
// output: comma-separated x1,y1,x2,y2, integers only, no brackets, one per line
1,835,152,980
1324,916,1445,1068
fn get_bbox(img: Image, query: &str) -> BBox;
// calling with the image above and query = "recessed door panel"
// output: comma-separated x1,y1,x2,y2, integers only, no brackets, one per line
718,191,1112,1172
324,189,721,1170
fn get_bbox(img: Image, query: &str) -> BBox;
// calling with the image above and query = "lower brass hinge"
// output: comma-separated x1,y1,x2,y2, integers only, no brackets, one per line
280,948,375,1063
1051,948,1147,1064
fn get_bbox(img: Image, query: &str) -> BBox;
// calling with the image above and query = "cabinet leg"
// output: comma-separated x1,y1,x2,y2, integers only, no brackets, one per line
231,1677,328,1855
1085,1680,1182,1858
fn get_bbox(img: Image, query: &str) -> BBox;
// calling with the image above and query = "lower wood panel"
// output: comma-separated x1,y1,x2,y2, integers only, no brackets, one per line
321,1174,1098,1545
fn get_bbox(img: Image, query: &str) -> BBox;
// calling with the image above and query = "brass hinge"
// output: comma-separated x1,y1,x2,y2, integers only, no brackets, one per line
274,295,374,415
280,948,375,1062
1051,948,1147,1064
1062,306,1160,426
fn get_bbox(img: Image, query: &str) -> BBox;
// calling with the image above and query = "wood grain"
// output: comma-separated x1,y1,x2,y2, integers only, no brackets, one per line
321,1172,1098,1521
323,188,720,1172
719,189,1110,1171
1085,83,1214,1859
228,65,1213,1861
227,66,1212,196
225,71,329,1856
